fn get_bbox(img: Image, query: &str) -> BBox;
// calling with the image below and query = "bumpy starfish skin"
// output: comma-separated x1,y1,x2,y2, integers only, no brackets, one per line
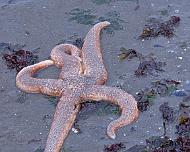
16,21,139,152
82,22,109,84
16,60,64,96
81,85,139,139
51,44,83,78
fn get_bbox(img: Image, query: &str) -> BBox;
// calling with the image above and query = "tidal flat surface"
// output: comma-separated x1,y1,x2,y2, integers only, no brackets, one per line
0,0,190,152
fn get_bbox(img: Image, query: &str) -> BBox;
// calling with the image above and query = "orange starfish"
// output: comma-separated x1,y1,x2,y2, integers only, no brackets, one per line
16,21,139,152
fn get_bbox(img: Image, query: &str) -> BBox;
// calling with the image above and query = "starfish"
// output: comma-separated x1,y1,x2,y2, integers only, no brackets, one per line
16,21,139,152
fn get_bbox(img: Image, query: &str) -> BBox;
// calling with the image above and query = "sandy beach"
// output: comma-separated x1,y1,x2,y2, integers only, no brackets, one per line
0,0,190,151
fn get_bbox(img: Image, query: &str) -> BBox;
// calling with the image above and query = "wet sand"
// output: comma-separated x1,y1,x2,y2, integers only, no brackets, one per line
0,0,190,151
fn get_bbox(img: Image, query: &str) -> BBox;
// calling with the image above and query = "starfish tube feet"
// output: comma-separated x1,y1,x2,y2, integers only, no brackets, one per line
16,60,63,96
82,21,110,84
44,95,81,152
81,85,139,139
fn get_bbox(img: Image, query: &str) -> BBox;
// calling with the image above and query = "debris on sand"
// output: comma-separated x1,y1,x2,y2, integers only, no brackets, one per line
2,49,38,72
139,16,180,39
127,136,176,152
126,100,190,152
72,119,81,134
175,102,190,151
146,136,176,151
134,55,166,77
104,142,125,152
0,42,39,72
136,88,156,112
118,47,142,61
119,47,166,76
125,145,147,152
172,89,187,97
151,79,180,96
136,79,180,112
159,102,175,123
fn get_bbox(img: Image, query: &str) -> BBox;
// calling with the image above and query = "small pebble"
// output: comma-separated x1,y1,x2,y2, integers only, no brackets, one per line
172,89,187,97
72,128,80,133
175,10,179,14
168,50,174,53
178,57,183,60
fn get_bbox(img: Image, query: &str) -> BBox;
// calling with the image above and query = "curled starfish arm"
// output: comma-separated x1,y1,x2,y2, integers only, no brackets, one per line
16,60,63,96
82,21,110,84
51,44,83,79
45,95,81,152
81,85,139,139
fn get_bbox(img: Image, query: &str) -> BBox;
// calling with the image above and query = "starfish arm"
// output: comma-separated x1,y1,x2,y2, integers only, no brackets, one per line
82,21,110,84
81,85,139,139
51,44,83,79
16,60,63,96
44,95,81,152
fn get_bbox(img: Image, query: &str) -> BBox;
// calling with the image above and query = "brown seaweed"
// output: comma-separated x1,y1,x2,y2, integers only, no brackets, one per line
135,55,166,77
139,16,180,39
118,47,142,61
136,88,156,112
159,102,175,123
2,49,38,72
118,47,166,77
104,142,125,152
126,100,190,152
136,79,180,112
